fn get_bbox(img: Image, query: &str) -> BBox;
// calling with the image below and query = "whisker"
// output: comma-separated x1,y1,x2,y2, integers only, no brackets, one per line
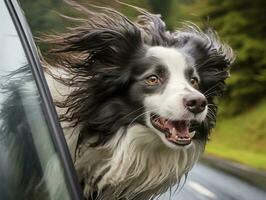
128,108,160,127
122,106,145,119
208,114,215,120
203,82,222,96
207,109,216,120
205,91,219,98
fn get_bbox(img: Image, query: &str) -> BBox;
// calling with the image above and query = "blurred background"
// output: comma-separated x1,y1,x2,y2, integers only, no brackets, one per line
19,0,266,173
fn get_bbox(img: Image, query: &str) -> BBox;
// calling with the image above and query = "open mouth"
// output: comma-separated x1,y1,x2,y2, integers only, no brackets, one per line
150,113,196,146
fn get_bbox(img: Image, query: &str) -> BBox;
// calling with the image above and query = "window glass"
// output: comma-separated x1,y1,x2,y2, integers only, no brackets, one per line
0,1,72,200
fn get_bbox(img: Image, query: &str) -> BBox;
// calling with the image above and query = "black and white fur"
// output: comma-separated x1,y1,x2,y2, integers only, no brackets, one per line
43,2,234,200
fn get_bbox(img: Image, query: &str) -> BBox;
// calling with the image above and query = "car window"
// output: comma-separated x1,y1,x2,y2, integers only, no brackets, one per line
0,1,73,200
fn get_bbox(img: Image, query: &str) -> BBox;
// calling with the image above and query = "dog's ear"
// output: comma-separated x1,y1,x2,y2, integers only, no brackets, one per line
42,7,143,71
198,38,235,138
54,26,142,67
176,26,235,97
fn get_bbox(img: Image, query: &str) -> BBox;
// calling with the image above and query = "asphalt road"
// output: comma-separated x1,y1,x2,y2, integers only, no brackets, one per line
158,163,266,200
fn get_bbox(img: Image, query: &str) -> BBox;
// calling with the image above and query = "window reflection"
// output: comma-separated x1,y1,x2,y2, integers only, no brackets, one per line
0,1,71,200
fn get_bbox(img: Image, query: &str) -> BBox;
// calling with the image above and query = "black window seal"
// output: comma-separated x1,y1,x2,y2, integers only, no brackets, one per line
4,0,83,199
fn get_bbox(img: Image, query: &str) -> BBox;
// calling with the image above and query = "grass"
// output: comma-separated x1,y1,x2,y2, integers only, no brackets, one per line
205,100,266,171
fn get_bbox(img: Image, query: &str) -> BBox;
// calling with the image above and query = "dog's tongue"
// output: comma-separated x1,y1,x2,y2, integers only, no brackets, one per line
164,120,190,143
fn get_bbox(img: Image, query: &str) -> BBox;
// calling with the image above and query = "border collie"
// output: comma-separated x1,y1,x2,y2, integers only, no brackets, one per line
42,2,235,200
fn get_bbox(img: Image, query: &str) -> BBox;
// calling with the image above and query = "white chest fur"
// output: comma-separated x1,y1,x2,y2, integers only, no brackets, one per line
74,125,204,200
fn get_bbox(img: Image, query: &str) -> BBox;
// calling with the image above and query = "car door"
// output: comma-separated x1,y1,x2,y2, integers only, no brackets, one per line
0,0,83,199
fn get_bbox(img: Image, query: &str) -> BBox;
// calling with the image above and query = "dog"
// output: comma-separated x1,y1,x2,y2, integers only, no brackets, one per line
42,2,235,200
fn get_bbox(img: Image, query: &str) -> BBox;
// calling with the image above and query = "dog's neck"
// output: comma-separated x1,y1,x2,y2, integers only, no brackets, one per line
74,125,204,200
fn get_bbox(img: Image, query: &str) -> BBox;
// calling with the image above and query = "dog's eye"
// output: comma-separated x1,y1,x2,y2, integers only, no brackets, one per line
145,75,160,86
190,77,199,88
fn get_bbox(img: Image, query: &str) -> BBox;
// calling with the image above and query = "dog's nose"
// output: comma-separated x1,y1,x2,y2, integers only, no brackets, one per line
183,94,207,114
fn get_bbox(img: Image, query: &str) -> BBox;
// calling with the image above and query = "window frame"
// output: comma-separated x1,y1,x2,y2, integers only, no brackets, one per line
3,0,83,199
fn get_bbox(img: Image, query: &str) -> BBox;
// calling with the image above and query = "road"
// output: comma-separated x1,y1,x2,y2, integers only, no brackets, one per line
158,163,266,200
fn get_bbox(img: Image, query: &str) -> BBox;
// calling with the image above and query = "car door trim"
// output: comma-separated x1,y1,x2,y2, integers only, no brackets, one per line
4,0,83,199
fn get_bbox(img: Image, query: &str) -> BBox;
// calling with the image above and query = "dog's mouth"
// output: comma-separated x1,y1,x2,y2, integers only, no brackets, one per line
150,113,195,146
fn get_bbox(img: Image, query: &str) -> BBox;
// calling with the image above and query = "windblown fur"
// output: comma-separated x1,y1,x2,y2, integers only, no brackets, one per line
42,1,235,200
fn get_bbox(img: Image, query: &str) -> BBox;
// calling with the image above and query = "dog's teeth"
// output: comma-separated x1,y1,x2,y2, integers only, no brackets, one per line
189,131,196,138
171,128,178,135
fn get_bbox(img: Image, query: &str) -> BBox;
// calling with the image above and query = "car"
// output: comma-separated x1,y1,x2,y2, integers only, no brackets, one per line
0,0,83,199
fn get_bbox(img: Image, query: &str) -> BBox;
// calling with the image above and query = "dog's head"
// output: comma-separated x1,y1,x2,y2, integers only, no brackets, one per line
45,5,234,149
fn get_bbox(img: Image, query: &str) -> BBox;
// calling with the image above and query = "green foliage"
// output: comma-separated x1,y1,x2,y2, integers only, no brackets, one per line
206,99,266,170
148,0,174,29
20,0,67,34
